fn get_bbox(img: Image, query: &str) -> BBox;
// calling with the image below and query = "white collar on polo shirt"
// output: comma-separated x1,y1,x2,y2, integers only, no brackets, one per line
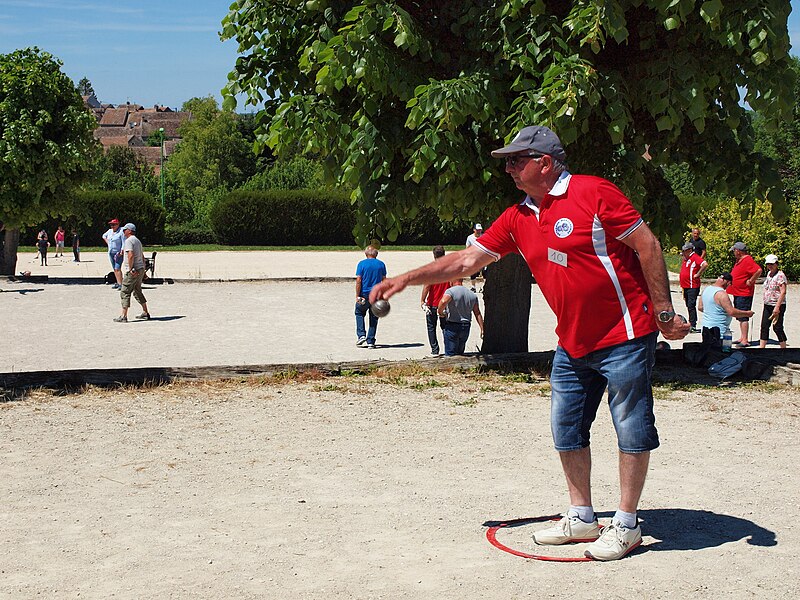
521,171,572,217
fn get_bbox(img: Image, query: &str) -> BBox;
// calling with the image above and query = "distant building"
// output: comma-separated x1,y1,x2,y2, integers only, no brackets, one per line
86,97,191,174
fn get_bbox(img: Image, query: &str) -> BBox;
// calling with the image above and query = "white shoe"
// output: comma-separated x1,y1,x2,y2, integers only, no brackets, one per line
356,336,367,347
584,522,642,561
532,515,601,545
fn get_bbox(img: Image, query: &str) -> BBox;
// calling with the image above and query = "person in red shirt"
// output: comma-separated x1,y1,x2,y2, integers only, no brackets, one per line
370,125,689,561
420,245,450,356
679,242,708,333
728,241,762,347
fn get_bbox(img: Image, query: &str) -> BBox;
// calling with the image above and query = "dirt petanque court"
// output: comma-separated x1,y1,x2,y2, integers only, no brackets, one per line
2,251,800,598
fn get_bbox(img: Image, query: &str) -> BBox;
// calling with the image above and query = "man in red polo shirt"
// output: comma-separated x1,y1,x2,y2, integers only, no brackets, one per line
728,241,762,347
370,125,689,561
679,242,708,333
420,245,450,356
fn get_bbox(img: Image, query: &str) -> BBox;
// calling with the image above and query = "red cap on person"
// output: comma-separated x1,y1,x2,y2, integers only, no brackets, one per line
108,218,120,225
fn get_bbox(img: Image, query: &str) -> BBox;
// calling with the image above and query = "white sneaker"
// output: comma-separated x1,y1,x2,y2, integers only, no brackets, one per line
584,522,642,561
356,336,367,347
532,515,601,545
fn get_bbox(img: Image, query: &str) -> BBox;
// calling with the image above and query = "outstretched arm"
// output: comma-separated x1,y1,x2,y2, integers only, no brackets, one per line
369,246,493,303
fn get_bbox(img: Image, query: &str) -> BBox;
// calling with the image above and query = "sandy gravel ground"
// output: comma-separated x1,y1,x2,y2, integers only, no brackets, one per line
15,249,438,280
1,370,798,599
4,249,798,373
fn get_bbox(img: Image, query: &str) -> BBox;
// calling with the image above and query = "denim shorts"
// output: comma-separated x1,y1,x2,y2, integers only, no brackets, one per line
550,332,659,453
733,295,753,321
109,251,123,270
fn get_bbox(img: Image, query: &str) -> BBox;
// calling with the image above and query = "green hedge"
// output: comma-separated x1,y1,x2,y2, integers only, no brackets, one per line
24,190,166,245
210,189,356,245
163,224,218,246
210,189,478,246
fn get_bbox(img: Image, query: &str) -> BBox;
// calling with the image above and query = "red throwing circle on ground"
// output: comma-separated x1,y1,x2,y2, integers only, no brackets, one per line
485,515,597,562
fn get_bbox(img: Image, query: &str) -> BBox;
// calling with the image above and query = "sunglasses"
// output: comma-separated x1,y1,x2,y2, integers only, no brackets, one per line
505,154,545,168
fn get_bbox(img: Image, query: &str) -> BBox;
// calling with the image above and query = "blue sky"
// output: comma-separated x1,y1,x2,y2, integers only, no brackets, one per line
1,1,799,111
0,0,242,110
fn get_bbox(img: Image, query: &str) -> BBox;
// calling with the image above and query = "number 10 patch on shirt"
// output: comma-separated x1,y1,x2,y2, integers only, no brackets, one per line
548,248,567,268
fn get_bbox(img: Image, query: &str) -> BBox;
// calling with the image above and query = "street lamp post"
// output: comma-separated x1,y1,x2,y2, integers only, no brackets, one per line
159,127,165,207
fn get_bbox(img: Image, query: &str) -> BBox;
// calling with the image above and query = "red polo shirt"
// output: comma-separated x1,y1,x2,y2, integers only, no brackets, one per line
728,254,760,297
424,282,450,308
474,174,657,358
679,252,706,289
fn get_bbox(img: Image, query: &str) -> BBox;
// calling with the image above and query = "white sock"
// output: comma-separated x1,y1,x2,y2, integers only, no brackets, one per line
613,510,637,528
567,505,595,523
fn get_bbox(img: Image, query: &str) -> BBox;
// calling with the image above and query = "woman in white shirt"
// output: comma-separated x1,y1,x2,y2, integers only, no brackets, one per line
758,254,788,349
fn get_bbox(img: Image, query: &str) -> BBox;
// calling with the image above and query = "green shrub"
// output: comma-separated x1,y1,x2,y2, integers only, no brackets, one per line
210,189,356,245
242,157,323,191
163,224,218,246
394,206,472,245
694,197,795,279
24,190,166,245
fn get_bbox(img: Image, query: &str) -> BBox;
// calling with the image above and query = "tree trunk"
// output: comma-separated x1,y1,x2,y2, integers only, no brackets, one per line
481,253,533,353
1,227,20,276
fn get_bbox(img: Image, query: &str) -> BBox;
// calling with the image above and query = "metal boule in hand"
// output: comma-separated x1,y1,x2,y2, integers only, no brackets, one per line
371,299,391,318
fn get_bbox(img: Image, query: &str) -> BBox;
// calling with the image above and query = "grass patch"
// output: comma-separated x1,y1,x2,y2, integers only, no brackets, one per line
409,379,446,390
314,383,345,392
500,372,543,384
339,368,368,378
452,396,478,407
371,364,435,379
479,384,503,392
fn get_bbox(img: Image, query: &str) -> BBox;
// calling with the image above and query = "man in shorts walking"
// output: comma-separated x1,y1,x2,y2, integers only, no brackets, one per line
114,223,150,323
369,125,688,561
103,218,125,289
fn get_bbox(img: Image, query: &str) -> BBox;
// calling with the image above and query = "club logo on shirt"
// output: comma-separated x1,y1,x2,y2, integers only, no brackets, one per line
554,218,574,238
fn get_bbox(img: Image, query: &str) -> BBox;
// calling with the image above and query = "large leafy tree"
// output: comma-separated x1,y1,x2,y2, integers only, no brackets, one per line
0,48,98,275
754,56,800,205
158,97,258,227
165,97,256,224
89,146,159,198
221,1,793,351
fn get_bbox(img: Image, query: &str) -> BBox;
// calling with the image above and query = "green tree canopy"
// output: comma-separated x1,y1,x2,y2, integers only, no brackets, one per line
76,76,95,97
89,146,159,198
1,47,98,273
221,0,794,243
753,55,800,205
168,96,256,195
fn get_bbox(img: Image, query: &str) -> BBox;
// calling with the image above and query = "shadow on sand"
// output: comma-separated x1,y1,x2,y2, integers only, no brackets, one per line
0,288,44,295
483,507,776,556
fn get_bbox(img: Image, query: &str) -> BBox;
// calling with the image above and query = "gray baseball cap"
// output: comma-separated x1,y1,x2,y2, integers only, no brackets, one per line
729,241,747,252
681,242,694,251
122,223,136,232
491,125,567,161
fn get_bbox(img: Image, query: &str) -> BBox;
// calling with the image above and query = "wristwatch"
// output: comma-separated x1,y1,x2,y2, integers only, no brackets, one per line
657,310,675,323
